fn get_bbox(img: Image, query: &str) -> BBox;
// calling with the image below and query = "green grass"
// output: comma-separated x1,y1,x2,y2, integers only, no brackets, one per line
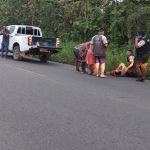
51,41,76,65
52,41,150,79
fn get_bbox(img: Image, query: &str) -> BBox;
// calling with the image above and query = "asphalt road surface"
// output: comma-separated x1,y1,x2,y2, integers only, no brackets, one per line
0,56,150,150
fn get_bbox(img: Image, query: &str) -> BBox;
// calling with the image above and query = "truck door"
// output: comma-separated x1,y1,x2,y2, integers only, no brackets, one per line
8,26,16,51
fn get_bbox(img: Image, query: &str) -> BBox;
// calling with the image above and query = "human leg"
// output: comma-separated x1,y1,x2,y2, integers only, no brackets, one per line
100,63,106,77
99,56,107,78
81,61,86,73
95,56,101,76
5,43,9,57
73,48,80,72
116,63,126,71
137,63,148,81
1,43,5,57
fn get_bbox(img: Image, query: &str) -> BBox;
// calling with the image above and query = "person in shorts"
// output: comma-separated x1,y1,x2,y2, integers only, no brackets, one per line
90,28,108,78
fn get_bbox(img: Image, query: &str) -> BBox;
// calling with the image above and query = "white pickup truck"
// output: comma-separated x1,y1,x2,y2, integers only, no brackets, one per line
0,25,61,62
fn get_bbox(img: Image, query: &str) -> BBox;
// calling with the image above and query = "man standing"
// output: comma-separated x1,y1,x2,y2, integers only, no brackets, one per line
1,26,10,57
90,28,108,78
134,31,150,82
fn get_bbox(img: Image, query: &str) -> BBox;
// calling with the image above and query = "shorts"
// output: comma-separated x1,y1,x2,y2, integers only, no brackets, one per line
95,56,106,63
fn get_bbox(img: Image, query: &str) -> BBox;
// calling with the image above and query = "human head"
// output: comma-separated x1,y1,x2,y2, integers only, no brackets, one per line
97,28,105,35
126,50,133,56
137,31,146,40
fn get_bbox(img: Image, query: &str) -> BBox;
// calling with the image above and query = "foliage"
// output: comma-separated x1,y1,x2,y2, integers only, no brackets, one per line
0,0,149,42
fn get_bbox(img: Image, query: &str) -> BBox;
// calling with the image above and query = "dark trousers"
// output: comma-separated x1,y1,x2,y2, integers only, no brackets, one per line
126,58,149,79
1,42,9,57
73,48,86,72
134,62,148,79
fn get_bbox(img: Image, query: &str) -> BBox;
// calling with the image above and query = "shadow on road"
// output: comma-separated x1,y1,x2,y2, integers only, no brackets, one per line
0,54,59,67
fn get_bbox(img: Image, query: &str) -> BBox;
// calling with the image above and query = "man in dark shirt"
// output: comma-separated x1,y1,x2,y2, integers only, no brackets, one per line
134,32,150,82
1,26,10,57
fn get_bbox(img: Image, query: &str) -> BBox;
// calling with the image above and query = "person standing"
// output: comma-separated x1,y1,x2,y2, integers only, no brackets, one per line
134,31,150,82
90,28,108,78
86,47,96,75
1,26,10,57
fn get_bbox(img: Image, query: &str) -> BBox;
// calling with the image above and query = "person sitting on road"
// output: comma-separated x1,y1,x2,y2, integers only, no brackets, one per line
110,50,135,77
73,41,90,73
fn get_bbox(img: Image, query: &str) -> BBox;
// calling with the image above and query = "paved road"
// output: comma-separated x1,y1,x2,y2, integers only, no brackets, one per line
0,56,150,150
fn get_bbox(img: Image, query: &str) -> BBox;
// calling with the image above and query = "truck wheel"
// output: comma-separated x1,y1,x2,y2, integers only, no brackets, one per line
40,54,49,63
13,45,23,60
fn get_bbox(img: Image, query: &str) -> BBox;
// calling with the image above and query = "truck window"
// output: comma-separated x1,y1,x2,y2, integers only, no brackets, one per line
26,27,33,35
34,29,37,36
9,26,16,34
22,28,25,34
38,30,40,36
17,27,21,34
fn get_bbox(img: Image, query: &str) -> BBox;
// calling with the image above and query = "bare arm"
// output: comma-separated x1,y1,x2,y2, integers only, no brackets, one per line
135,37,139,48
125,61,134,72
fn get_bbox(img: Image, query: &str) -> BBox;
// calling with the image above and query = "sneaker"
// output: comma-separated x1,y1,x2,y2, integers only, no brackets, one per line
136,78,145,82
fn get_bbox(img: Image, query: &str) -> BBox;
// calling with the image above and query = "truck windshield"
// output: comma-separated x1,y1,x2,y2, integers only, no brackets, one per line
9,26,15,34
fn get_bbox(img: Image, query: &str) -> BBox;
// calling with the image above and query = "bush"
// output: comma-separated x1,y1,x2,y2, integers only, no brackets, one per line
51,41,76,65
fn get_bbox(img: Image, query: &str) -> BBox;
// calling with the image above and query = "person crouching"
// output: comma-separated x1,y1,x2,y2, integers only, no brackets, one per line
73,42,90,73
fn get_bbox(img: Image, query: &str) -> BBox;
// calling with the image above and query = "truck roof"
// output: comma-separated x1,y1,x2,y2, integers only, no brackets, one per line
7,25,41,29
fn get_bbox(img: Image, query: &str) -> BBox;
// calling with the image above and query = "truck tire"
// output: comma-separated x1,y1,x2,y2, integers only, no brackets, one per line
39,54,49,63
13,45,23,60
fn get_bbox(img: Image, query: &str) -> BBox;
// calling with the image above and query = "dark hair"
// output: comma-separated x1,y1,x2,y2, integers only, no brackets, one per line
138,31,145,37
127,49,133,54
96,28,104,33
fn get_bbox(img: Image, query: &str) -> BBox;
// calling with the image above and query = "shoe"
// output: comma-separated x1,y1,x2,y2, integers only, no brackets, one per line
75,69,80,72
100,74,107,78
136,78,145,82
81,70,87,74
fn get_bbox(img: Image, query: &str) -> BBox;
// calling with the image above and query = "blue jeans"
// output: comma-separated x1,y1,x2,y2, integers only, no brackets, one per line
1,42,9,57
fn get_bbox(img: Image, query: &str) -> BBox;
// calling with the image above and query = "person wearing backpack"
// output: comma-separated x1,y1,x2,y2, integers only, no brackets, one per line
90,28,108,78
134,31,150,82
